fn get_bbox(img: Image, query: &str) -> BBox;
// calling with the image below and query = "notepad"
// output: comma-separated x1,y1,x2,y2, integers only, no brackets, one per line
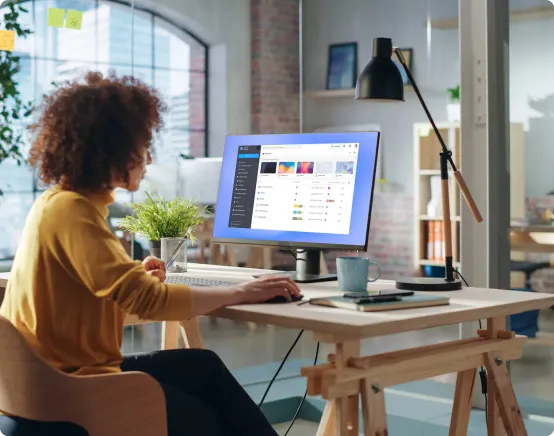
0,30,15,52
65,10,83,30
309,294,450,312
47,8,65,28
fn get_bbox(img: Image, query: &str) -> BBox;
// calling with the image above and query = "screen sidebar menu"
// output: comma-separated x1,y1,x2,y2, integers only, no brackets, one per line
228,146,261,228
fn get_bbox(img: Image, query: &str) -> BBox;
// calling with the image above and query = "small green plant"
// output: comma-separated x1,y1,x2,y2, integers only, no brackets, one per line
120,193,208,243
447,84,460,102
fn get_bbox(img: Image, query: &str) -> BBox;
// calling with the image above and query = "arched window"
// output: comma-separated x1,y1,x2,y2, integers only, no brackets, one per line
0,0,208,261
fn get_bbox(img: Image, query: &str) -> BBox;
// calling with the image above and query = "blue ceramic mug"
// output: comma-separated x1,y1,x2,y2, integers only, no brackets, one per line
336,257,381,293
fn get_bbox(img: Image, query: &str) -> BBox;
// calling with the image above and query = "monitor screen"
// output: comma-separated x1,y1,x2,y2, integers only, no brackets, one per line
212,132,380,250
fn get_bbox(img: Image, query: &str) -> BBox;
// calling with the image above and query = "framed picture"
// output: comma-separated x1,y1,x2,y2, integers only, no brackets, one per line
326,42,357,90
392,48,413,85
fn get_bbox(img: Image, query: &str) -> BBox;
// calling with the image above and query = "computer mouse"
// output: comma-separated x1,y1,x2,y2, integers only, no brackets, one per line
265,294,304,304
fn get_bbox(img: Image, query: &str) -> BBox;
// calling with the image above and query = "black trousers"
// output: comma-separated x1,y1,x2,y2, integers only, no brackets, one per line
0,349,277,436
121,348,278,436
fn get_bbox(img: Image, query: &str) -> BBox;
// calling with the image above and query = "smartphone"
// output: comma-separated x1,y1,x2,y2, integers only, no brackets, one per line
354,295,401,304
343,290,414,299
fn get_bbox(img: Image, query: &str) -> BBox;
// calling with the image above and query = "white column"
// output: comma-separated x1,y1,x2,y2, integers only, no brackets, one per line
459,0,510,409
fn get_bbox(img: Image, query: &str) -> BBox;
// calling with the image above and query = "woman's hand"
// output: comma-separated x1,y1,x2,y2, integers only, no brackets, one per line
234,276,301,304
143,256,166,282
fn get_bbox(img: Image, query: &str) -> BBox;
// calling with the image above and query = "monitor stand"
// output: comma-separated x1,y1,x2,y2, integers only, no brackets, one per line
253,249,337,283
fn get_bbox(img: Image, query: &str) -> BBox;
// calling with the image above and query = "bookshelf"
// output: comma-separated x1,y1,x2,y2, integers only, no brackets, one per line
414,122,525,277
303,85,414,100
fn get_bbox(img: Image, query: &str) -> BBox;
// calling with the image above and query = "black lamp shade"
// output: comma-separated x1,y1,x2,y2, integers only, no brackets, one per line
355,37,404,102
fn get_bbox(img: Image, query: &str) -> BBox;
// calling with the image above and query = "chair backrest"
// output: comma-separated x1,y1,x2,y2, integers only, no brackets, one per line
0,316,67,419
0,316,167,436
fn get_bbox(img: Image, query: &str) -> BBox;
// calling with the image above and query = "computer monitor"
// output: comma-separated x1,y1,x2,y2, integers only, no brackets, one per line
212,132,380,282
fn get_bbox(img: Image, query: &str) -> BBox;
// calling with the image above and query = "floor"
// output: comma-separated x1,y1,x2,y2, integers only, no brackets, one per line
272,420,318,435
122,308,554,405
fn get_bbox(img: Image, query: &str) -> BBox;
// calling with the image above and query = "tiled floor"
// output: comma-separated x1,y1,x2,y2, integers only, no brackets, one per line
273,420,318,435
123,308,554,406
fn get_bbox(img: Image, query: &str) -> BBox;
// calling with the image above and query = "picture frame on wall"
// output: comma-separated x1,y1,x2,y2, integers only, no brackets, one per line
326,42,358,90
392,48,413,85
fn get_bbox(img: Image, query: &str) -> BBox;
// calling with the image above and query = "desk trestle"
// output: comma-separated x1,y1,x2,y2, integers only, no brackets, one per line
302,327,527,436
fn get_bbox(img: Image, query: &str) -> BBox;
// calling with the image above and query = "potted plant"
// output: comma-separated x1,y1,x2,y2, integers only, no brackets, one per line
120,193,208,268
0,2,33,196
447,84,460,122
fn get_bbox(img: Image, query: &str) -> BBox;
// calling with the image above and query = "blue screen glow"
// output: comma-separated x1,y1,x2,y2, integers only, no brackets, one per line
212,132,380,249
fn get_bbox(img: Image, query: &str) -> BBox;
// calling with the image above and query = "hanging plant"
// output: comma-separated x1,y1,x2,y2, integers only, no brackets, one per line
0,1,33,195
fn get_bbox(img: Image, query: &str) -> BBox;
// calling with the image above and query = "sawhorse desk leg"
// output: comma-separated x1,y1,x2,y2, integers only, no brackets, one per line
304,321,527,436
180,318,204,349
159,318,204,351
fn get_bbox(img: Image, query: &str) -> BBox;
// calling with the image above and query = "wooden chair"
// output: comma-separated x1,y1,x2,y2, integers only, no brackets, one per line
0,316,167,436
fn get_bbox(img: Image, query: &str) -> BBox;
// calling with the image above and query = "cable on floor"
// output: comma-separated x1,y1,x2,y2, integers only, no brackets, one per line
258,329,304,408
455,268,489,428
282,341,320,436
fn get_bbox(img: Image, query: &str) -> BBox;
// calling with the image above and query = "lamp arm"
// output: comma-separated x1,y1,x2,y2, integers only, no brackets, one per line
393,48,483,223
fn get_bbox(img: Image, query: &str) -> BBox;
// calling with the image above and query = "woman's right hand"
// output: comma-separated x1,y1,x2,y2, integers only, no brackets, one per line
235,276,301,304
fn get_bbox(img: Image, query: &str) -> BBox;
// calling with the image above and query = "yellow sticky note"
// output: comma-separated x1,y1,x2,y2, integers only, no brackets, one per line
47,8,65,28
0,30,15,52
65,9,83,30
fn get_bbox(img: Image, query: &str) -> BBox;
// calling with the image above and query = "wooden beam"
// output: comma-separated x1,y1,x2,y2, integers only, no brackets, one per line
319,337,524,399
428,6,554,30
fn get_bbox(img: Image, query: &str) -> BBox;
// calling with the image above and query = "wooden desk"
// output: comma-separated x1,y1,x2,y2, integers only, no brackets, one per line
4,266,554,435
510,225,554,253
184,265,554,435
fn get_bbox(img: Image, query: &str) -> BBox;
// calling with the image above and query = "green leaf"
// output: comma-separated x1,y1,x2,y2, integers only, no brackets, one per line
0,3,33,194
119,193,210,242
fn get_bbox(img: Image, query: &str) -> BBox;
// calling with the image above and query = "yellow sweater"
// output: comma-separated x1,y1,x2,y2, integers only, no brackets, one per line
0,187,193,375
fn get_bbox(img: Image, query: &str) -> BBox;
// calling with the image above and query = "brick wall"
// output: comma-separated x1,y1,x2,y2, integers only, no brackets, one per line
251,0,300,134
326,192,416,279
189,47,206,157
249,2,416,278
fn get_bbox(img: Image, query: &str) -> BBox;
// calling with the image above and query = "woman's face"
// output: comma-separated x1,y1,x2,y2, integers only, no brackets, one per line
113,147,152,192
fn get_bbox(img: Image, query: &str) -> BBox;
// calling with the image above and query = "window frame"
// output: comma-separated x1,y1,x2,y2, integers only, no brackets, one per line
0,0,209,260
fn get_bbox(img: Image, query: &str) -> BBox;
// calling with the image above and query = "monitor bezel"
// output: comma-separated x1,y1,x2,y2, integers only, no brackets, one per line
211,131,381,252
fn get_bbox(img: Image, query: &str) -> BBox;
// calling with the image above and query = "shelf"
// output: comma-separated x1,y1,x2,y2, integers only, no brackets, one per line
419,215,460,222
419,260,461,268
427,6,554,30
303,85,414,100
418,169,457,176
303,88,355,99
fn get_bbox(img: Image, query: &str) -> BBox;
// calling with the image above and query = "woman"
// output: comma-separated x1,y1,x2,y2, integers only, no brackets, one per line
0,72,300,436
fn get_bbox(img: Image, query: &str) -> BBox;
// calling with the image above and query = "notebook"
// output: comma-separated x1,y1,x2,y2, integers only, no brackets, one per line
309,294,450,312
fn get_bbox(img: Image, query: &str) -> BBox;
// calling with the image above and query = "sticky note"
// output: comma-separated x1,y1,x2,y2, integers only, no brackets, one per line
47,8,65,28
0,30,15,52
65,9,83,30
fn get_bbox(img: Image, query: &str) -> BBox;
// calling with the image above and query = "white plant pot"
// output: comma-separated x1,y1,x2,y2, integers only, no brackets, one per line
447,103,460,122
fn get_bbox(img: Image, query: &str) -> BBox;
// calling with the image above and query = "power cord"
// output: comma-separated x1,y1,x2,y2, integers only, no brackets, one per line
286,249,307,261
257,329,320,435
455,269,488,427
258,329,304,407
282,342,320,436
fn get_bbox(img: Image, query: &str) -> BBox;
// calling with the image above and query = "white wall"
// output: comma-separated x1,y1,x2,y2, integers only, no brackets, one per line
303,0,554,195
509,12,554,196
302,0,459,191
137,0,251,157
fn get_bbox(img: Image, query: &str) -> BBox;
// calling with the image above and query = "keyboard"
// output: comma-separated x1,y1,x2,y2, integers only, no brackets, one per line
165,275,235,287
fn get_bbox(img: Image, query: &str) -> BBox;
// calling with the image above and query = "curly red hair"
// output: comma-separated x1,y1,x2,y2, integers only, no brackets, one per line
28,71,167,191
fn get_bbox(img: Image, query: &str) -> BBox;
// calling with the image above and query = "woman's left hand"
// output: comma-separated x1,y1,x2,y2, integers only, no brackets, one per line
143,256,166,282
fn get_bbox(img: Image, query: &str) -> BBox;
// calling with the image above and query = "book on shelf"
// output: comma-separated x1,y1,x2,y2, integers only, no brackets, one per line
426,220,445,262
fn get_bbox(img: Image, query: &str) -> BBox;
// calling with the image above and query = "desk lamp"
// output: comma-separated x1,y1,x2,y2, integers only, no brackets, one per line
355,37,483,291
